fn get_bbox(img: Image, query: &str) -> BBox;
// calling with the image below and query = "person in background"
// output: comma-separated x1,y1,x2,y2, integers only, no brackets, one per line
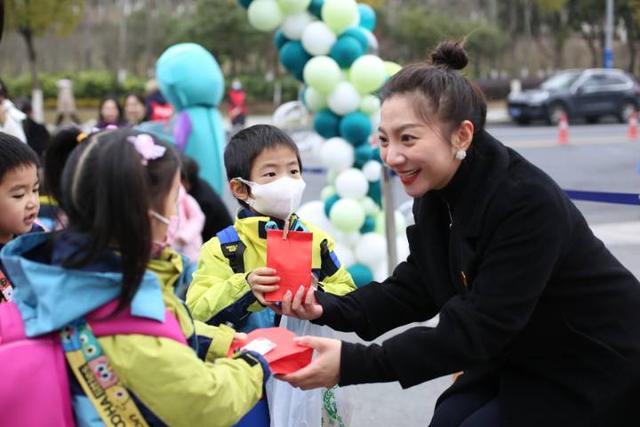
55,77,80,126
144,79,173,123
124,92,148,126
95,95,124,130
0,78,27,143
180,154,232,242
228,79,247,133
15,97,50,159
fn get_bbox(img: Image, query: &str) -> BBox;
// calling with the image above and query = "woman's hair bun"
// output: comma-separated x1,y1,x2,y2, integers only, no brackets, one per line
430,41,468,71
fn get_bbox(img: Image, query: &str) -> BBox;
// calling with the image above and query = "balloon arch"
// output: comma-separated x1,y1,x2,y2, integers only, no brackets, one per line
238,0,409,285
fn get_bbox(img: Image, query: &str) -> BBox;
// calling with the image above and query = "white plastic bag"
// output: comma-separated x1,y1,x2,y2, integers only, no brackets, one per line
267,316,351,427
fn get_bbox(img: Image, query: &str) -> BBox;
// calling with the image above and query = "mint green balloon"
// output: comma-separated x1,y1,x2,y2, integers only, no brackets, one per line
350,54,386,94
322,0,358,35
303,56,342,94
248,0,283,32
330,198,366,232
374,210,407,236
321,185,336,201
359,94,381,115
304,87,327,112
277,0,311,14
384,61,402,77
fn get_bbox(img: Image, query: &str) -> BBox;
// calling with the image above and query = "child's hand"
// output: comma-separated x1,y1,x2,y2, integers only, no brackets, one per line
247,267,280,305
277,282,323,321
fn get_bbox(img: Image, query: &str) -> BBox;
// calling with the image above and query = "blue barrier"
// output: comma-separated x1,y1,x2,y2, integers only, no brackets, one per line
564,190,640,206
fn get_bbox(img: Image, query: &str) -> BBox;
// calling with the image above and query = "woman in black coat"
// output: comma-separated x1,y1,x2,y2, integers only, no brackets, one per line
275,42,640,427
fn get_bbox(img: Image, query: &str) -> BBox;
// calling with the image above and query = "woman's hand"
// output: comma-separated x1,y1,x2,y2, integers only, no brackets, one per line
247,267,280,305
270,283,323,321
278,336,341,390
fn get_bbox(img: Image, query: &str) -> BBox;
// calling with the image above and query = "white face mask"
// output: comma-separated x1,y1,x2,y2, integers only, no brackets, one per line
236,176,306,220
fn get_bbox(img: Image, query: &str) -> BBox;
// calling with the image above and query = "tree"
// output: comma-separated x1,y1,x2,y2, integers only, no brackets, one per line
5,0,84,91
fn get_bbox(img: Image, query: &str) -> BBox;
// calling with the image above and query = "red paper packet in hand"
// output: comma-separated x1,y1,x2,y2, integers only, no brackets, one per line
265,229,313,302
228,327,313,375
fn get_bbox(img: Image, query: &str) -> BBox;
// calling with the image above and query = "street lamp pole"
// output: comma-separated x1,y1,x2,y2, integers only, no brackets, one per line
604,0,614,68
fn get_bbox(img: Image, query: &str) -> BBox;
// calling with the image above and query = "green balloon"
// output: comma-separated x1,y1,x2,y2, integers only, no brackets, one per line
304,87,327,112
360,196,381,216
277,0,311,14
350,55,386,94
321,185,336,201
330,198,366,232
248,0,284,32
303,56,342,94
321,0,358,35
359,95,381,115
384,61,402,77
374,210,407,236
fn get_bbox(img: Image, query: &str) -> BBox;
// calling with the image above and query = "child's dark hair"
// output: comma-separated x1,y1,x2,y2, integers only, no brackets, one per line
380,40,487,137
0,133,39,184
224,124,301,182
43,126,83,203
60,128,180,311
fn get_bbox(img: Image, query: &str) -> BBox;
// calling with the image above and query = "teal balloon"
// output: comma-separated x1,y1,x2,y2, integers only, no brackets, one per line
359,216,376,233
354,144,374,168
339,112,371,146
324,194,341,217
308,0,324,17
238,0,253,7
371,146,381,161
347,263,373,287
279,41,311,82
367,179,382,205
329,35,364,68
314,109,341,139
274,30,289,50
342,27,368,51
358,4,376,31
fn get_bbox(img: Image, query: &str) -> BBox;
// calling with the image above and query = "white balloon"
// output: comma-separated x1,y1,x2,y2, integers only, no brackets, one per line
320,137,354,172
363,29,379,54
333,230,361,248
333,242,355,267
374,263,389,282
362,160,382,182
327,81,361,116
355,232,387,269
281,11,315,40
396,236,410,262
297,200,330,228
301,21,337,56
335,168,369,199
369,110,381,136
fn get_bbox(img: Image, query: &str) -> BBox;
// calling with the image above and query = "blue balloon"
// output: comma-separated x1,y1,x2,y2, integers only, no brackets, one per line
274,30,289,50
358,4,377,31
371,146,381,162
237,0,253,8
314,109,341,139
347,263,374,287
308,0,324,18
330,35,364,69
340,112,372,146
354,144,374,168
342,27,368,52
359,216,376,233
324,194,341,217
279,41,311,82
367,179,382,205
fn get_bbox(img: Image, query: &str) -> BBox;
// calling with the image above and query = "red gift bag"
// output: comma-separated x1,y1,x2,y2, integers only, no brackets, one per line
265,229,313,302
228,327,313,375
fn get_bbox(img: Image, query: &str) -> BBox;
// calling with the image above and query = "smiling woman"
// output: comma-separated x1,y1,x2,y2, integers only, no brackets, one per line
277,41,640,427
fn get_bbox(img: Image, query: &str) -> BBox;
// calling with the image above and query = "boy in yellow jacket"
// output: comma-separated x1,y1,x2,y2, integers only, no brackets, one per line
187,124,355,332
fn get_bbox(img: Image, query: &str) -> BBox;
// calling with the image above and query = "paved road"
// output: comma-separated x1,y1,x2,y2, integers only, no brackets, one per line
221,121,640,426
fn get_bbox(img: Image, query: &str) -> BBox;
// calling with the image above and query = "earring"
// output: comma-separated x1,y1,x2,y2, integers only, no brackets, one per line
455,150,467,160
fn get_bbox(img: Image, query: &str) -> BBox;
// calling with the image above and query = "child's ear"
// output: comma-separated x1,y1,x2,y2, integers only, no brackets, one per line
230,179,250,201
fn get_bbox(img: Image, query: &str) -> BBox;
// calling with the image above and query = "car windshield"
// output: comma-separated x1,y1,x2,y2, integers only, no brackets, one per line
541,71,581,91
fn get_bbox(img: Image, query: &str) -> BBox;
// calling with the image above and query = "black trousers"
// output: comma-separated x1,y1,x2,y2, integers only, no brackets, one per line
430,389,501,427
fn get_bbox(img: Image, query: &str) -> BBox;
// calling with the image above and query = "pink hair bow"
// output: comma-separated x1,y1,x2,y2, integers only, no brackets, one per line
127,134,166,165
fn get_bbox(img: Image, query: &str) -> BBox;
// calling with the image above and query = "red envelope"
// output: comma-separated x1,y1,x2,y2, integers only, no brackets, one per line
265,229,313,302
228,327,313,374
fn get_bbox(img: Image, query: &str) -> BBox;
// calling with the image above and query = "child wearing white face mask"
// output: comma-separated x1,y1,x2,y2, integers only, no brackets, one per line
187,124,355,330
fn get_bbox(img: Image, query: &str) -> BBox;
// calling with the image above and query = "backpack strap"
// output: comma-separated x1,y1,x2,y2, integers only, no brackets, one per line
217,225,246,274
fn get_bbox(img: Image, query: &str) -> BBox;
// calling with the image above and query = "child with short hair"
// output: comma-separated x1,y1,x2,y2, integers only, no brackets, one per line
187,124,355,426
0,132,40,303
0,128,269,425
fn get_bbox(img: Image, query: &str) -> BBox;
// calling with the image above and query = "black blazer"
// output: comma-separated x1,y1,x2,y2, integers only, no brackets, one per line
315,130,640,426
